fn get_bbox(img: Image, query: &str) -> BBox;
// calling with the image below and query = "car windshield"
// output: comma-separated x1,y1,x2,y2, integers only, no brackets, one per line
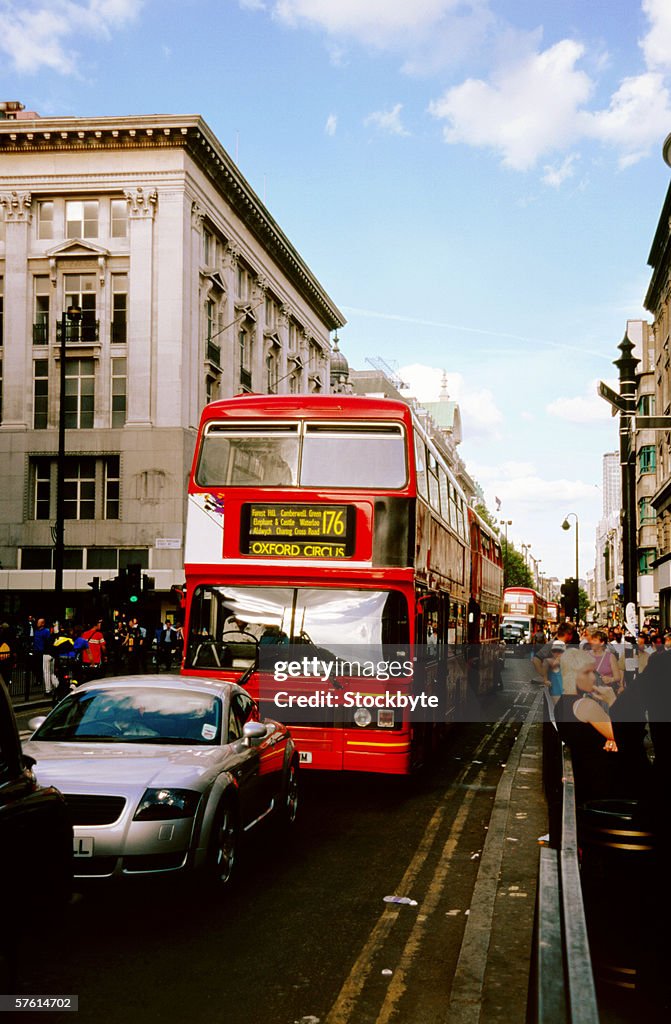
32,688,222,745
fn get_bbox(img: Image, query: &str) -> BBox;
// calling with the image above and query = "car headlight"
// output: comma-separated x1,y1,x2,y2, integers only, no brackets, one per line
133,788,201,821
353,708,373,728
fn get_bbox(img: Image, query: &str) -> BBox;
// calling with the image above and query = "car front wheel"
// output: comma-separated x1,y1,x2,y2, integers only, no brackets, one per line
208,800,239,886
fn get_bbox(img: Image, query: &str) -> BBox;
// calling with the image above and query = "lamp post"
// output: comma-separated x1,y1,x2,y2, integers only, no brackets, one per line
497,519,512,585
53,305,81,624
561,513,579,620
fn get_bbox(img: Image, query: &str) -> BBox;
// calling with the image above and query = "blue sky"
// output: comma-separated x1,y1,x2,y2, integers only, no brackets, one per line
2,0,671,583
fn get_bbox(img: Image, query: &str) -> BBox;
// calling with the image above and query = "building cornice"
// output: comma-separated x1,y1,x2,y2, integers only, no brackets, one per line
0,113,346,332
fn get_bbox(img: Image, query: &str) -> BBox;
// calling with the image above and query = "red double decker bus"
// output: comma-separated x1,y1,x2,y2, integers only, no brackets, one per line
501,587,549,641
182,393,501,774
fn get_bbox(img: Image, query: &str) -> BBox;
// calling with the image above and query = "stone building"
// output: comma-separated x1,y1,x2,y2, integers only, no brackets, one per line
644,143,671,626
0,110,345,621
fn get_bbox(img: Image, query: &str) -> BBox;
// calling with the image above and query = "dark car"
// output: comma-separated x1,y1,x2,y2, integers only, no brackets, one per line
500,622,526,653
0,680,72,987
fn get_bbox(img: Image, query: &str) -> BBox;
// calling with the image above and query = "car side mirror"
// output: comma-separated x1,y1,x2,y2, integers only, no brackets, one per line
242,721,268,747
28,716,47,732
22,753,36,770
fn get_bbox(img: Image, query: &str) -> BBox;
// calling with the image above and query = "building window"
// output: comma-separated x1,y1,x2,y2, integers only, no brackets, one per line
64,274,97,342
639,497,656,525
33,276,50,344
104,455,120,519
239,327,252,389
265,296,276,328
111,274,127,343
87,548,118,570
266,349,279,394
34,359,49,429
206,299,215,343
205,373,220,405
37,200,54,240
638,548,656,574
639,445,656,474
111,357,127,427
236,265,249,301
65,199,98,239
637,394,656,415
31,456,119,521
203,229,213,266
34,457,51,519
110,199,128,239
65,358,95,429
64,458,96,519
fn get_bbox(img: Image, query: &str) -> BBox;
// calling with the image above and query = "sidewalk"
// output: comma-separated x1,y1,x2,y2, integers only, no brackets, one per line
447,690,546,1023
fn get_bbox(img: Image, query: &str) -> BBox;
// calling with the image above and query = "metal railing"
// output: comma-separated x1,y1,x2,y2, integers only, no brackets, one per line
531,692,599,1023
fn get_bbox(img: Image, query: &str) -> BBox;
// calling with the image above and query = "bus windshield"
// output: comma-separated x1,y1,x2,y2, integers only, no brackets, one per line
185,585,410,670
195,420,407,489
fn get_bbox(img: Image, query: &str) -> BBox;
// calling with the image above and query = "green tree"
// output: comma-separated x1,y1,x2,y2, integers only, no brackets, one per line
474,501,497,530
578,587,590,623
502,542,534,588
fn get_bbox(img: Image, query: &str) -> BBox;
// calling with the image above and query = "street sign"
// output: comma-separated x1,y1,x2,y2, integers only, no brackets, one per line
635,415,671,430
597,381,628,416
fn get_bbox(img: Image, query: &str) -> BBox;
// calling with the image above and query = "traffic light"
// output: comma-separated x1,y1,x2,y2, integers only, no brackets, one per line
143,575,155,594
126,563,142,605
560,577,579,620
87,577,100,593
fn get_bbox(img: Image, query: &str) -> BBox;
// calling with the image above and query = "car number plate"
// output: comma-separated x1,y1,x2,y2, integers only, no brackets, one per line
298,751,312,764
73,837,94,858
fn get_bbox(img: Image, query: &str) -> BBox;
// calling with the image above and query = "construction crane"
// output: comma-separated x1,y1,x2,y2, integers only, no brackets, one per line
365,357,409,390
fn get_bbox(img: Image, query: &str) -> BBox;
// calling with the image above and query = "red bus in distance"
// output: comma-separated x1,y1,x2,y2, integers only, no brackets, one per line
182,393,502,775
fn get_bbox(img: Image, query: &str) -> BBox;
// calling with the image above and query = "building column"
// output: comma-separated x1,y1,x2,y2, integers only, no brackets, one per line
252,276,267,391
125,187,157,426
222,243,240,398
0,191,32,428
278,305,290,393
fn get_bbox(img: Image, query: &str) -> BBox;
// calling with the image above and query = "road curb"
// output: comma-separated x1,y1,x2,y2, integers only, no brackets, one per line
446,692,545,1023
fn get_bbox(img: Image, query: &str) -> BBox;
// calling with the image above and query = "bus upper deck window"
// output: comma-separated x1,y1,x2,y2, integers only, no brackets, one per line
300,422,407,489
196,422,300,487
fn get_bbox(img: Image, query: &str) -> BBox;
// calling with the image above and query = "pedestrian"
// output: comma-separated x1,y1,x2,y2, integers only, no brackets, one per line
81,619,107,680
155,621,178,672
586,628,623,696
0,623,15,688
554,646,620,801
33,617,58,697
124,618,146,674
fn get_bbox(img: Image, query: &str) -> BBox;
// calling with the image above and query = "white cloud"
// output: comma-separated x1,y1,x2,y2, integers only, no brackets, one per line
272,0,463,48
428,40,592,171
542,153,578,188
547,379,615,424
0,0,142,74
399,363,504,439
364,103,410,137
640,0,671,71
583,72,671,166
471,460,598,506
325,113,337,136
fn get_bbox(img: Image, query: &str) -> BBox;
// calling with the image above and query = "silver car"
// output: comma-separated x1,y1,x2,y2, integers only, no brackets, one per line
24,675,298,883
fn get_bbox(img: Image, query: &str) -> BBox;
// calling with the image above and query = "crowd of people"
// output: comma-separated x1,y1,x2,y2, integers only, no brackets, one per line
0,615,184,702
530,620,671,806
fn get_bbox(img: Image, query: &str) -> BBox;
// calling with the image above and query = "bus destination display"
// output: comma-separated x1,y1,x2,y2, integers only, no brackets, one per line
241,503,355,558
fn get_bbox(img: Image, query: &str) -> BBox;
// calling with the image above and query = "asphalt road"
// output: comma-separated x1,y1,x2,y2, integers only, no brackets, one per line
11,657,536,1024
